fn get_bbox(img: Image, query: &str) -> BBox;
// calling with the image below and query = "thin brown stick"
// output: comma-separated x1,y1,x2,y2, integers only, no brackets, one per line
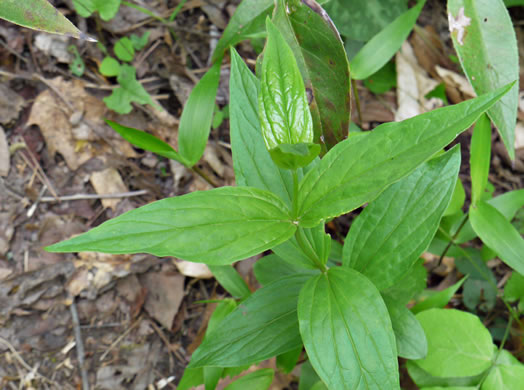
40,190,149,203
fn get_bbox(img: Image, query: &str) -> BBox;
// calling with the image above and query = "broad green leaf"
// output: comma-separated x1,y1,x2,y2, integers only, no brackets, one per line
208,265,251,300
259,18,316,169
268,143,321,170
483,364,524,390
411,277,466,314
277,346,302,374
254,254,319,286
104,64,159,114
483,349,524,390
443,178,465,216
381,258,427,305
350,0,426,80
299,360,324,390
224,369,274,390
73,0,121,21
178,61,221,167
273,0,351,149
383,295,428,360
46,187,296,265
0,0,88,39
204,300,237,390
296,224,332,267
177,368,204,390
422,387,476,390
487,189,524,220
364,60,397,94
99,57,121,77
298,267,399,390
470,201,524,275
407,360,483,388
324,0,408,42
448,0,519,159
114,37,134,62
470,114,491,205
504,0,524,5
296,83,512,227
189,274,311,367
343,147,460,290
229,48,294,205
414,309,493,377
504,272,524,302
106,120,186,164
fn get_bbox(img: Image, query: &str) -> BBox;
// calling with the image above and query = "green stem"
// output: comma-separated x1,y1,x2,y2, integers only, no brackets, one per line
438,213,469,265
351,79,363,128
191,165,219,188
292,169,299,219
169,0,188,22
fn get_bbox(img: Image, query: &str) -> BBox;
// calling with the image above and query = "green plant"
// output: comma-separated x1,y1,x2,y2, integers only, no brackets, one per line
5,0,524,389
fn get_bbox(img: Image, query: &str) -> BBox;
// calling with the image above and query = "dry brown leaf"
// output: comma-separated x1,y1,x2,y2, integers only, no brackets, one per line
173,259,213,278
0,126,9,176
140,271,185,330
0,84,24,125
435,65,476,99
90,168,128,211
396,42,441,121
26,77,136,171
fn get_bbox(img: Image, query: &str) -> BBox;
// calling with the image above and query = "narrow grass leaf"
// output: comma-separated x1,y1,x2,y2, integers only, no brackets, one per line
298,267,399,390
189,274,311,367
46,187,296,265
208,265,251,300
470,201,524,275
178,61,221,167
351,0,426,80
414,309,493,377
448,0,519,159
470,114,491,205
296,83,512,227
106,120,186,164
343,147,460,290
224,369,274,390
411,277,466,314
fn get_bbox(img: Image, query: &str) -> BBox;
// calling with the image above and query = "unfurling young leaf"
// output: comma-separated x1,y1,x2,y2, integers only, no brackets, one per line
259,18,319,170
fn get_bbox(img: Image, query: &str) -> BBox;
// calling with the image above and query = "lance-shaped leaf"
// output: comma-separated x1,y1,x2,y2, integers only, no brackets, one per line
383,295,428,360
106,120,187,164
296,83,512,227
350,0,426,80
448,0,519,159
273,0,351,149
470,201,524,276
0,0,89,40
208,265,251,300
343,147,460,290
414,309,493,377
298,267,399,390
189,274,311,367
178,61,221,167
46,187,296,265
470,114,491,206
259,18,319,170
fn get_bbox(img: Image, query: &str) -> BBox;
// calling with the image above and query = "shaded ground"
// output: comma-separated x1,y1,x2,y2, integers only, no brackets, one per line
0,1,523,389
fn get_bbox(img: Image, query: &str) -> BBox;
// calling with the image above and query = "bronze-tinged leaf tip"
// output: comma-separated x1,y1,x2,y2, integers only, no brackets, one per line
79,32,98,43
